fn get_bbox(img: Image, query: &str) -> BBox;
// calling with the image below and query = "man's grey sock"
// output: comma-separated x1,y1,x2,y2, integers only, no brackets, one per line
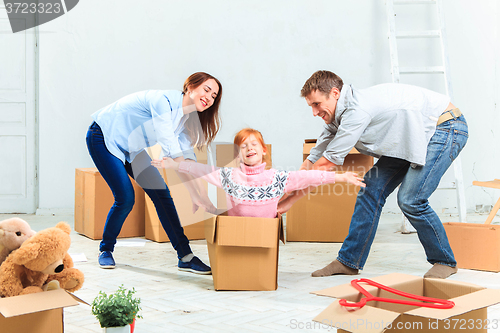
424,263,457,279
311,259,359,277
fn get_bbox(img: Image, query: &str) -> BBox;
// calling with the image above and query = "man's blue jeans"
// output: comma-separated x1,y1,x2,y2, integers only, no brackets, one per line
86,122,192,258
338,114,468,270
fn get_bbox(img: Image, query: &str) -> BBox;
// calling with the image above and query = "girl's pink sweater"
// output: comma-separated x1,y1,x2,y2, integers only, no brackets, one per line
178,162,336,218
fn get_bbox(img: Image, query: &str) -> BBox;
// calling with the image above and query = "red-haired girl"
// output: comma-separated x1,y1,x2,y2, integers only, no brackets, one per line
152,128,365,218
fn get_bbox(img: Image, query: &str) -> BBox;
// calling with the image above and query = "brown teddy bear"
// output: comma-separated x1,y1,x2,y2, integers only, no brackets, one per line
0,217,36,265
0,221,84,297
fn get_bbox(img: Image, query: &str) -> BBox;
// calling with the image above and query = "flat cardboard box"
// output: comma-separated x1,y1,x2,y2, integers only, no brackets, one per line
144,145,212,242
74,168,145,240
286,140,373,242
0,289,87,333
216,143,272,211
205,214,284,291
444,222,500,272
312,273,500,333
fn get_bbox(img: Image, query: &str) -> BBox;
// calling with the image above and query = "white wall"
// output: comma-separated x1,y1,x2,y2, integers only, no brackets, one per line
37,0,499,215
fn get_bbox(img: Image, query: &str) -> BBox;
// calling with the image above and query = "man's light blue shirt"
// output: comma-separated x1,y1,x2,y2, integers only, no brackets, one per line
91,90,196,163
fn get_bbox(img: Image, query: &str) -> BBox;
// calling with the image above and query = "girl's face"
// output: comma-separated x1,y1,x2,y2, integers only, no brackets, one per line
187,79,219,112
238,134,266,167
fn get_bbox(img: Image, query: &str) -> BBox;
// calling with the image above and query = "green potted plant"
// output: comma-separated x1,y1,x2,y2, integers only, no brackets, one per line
91,285,143,333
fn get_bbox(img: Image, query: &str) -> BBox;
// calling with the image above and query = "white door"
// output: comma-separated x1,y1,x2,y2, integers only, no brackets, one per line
0,7,37,213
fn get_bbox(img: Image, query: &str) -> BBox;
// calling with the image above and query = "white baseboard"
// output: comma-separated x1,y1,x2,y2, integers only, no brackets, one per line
36,208,74,216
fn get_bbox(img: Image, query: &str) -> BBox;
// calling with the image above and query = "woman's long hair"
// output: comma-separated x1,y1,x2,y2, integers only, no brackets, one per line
183,72,222,149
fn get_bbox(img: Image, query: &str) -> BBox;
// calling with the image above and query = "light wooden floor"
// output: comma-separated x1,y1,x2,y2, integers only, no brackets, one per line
2,213,499,333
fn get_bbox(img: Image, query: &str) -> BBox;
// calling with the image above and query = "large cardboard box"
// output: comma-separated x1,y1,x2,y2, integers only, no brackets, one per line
205,214,284,291
444,222,500,272
216,143,272,211
0,290,86,333
313,273,500,333
74,168,145,240
286,140,373,242
443,179,500,272
145,145,212,242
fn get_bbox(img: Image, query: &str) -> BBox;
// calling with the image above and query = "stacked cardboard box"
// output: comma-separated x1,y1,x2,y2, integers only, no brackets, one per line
0,290,86,333
144,145,212,242
312,273,500,333
205,214,284,291
286,140,373,242
74,168,145,240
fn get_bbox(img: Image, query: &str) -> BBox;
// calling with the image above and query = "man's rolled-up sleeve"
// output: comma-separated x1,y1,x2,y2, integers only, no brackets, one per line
307,127,336,164
323,109,371,165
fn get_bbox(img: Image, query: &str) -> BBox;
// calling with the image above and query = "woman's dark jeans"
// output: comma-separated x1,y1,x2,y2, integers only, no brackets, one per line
86,122,192,258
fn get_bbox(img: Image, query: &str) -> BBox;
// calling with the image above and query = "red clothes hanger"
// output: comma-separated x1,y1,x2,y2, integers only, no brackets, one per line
338,278,455,310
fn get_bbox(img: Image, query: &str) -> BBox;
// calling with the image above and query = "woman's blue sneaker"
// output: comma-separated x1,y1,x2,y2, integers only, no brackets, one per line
178,256,211,275
98,251,115,269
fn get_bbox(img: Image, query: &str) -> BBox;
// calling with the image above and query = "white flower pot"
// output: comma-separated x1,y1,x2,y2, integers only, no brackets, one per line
103,324,130,333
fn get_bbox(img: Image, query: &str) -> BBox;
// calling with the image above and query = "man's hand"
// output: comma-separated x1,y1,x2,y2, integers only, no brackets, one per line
151,157,180,170
312,156,336,171
336,172,366,187
300,159,313,171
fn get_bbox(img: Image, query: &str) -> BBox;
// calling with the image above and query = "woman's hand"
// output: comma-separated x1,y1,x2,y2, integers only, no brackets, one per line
336,172,366,187
191,192,217,214
151,157,179,170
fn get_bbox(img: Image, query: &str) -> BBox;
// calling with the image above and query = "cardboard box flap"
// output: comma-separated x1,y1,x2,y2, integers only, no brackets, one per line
205,216,217,244
303,143,317,155
216,215,279,248
68,292,90,306
423,277,484,300
406,288,500,320
78,168,99,175
146,144,162,160
311,273,422,299
0,289,83,318
278,216,285,244
146,144,208,163
303,141,360,156
313,299,400,333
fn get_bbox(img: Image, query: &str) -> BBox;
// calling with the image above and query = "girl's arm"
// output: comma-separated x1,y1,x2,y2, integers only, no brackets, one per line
284,169,336,193
284,170,365,192
277,170,365,215
152,157,223,188
151,156,217,213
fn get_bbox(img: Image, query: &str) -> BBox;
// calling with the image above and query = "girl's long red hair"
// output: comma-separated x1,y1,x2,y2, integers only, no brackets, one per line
233,128,270,165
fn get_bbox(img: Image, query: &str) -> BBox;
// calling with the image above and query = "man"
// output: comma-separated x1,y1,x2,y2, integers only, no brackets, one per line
278,70,468,279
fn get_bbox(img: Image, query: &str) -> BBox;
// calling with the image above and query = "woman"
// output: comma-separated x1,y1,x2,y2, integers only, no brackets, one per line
86,72,222,274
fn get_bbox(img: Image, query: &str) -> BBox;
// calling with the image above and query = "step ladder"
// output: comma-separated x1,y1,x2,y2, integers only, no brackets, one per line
386,0,467,233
